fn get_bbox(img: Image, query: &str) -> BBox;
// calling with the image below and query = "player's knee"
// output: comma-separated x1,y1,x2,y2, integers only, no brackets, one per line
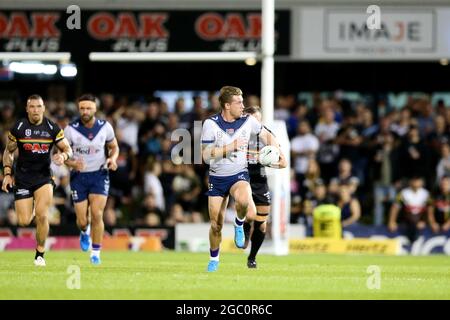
255,220,267,233
210,221,223,234
246,210,257,221
91,211,103,224
17,216,30,227
235,199,249,212
260,221,267,233
76,217,88,229
34,214,48,225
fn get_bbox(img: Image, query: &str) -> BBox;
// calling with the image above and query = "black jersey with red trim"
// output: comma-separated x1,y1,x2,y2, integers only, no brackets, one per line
8,117,64,181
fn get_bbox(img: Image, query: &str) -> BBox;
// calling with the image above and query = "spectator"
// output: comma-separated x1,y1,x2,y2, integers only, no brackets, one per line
135,193,165,226
315,107,340,182
171,164,203,223
291,121,320,194
144,161,165,211
301,180,328,227
391,108,412,138
286,103,308,138
388,176,431,242
428,176,450,233
113,104,143,154
301,159,322,200
109,130,138,207
372,132,398,226
397,126,432,187
328,158,360,195
436,143,450,184
337,183,361,227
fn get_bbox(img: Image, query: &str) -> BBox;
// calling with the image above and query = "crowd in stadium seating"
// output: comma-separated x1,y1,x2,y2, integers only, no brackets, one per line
1,89,450,237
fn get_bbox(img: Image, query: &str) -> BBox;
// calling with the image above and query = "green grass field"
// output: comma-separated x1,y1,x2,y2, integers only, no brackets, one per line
0,251,449,300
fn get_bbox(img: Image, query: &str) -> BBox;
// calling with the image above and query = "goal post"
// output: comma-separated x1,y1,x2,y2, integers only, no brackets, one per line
262,120,291,255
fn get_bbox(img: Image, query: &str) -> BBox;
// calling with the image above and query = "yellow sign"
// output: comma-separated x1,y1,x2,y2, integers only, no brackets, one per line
289,238,400,255
313,204,342,238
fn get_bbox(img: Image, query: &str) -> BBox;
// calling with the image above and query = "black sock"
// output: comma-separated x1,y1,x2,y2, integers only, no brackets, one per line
243,221,252,238
249,221,266,261
35,249,44,259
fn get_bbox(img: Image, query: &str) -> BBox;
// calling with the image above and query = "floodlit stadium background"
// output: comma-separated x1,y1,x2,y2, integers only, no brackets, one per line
1,0,450,276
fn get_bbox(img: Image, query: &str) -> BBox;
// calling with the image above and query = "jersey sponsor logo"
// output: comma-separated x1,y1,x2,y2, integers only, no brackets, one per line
74,146,100,155
23,143,50,154
25,129,31,137
33,130,40,135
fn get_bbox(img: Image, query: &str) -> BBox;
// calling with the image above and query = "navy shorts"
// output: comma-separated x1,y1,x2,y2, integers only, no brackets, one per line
70,169,110,203
207,171,250,197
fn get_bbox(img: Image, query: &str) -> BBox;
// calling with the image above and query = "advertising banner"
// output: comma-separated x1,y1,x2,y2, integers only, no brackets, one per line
0,10,290,55
294,7,450,60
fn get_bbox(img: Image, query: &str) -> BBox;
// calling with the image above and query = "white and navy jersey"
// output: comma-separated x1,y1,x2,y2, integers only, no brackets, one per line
64,118,115,173
201,113,262,177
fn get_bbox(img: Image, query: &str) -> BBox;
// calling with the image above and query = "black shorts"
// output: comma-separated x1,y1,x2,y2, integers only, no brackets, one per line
13,177,54,201
251,181,271,206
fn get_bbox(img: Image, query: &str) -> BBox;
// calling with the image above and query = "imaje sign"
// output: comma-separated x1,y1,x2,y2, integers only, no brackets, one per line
295,7,442,60
325,10,434,54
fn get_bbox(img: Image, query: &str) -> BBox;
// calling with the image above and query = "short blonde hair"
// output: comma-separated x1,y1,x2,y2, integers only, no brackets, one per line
218,86,243,109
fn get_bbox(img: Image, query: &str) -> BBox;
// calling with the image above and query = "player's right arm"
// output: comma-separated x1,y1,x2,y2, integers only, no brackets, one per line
202,139,247,163
2,132,18,192
201,119,245,163
61,125,85,171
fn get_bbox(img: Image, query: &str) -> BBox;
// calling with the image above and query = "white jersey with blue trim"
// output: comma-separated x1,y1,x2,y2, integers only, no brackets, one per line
201,113,262,177
64,118,115,173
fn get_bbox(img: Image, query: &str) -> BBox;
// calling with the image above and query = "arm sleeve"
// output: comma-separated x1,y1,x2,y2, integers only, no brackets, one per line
8,131,17,142
105,122,116,143
63,126,72,144
249,115,263,135
53,123,65,143
201,119,216,145
8,121,19,142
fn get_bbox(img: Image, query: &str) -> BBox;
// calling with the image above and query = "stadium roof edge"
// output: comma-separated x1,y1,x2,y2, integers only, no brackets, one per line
1,0,450,10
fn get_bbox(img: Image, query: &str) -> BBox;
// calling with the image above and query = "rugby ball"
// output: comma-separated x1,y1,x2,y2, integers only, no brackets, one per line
259,145,280,166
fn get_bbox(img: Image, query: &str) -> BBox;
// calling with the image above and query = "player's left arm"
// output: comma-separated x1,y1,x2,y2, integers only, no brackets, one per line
106,138,119,171
258,127,287,169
